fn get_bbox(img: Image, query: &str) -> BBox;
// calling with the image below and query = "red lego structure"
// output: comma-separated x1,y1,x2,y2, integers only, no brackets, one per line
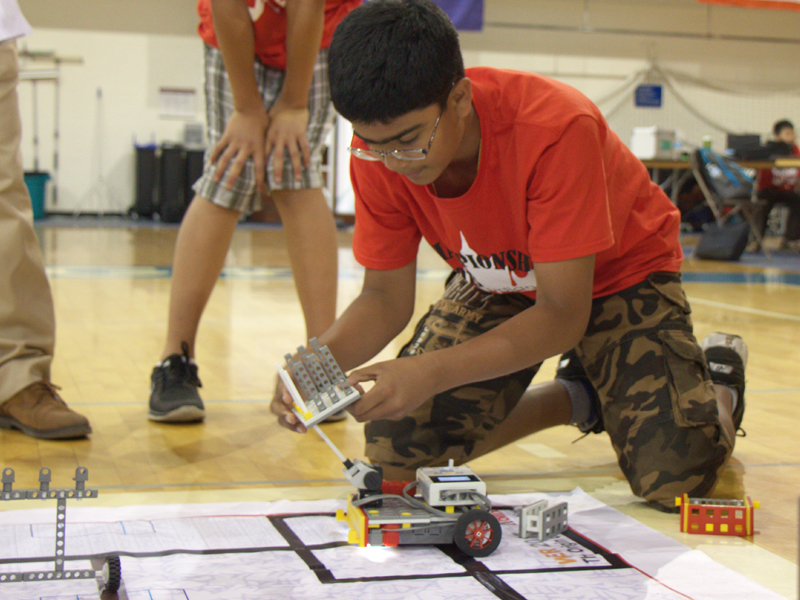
675,494,759,536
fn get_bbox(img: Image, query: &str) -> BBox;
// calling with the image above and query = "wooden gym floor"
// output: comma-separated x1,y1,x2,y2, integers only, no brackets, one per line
1,221,798,598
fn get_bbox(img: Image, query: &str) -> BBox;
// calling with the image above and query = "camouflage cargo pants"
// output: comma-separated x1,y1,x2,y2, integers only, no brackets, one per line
364,271,733,508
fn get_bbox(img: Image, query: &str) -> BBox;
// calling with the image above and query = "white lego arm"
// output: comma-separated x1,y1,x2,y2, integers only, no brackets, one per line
275,364,308,413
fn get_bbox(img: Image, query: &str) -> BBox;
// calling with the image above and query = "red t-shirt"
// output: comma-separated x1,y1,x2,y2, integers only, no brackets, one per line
757,143,800,192
197,0,360,70
350,67,683,300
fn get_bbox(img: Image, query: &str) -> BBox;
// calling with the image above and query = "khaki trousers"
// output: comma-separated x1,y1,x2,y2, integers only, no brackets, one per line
0,40,55,402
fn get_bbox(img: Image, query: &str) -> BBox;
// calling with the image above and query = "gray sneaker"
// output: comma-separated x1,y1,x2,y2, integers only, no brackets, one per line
700,333,747,432
148,342,205,423
556,350,603,435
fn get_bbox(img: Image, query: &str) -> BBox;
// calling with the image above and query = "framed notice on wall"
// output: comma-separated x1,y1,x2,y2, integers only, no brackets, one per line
159,88,197,119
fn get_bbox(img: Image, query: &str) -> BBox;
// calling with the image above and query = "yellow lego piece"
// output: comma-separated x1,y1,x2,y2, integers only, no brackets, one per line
720,524,728,533
344,494,368,547
336,509,345,521
292,403,312,420
705,523,714,532
445,506,455,514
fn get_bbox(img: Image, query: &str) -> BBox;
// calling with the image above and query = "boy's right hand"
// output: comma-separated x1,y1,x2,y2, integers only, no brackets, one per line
210,108,270,192
270,382,308,434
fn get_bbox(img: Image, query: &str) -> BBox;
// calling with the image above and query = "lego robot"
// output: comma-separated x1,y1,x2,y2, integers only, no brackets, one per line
332,460,569,555
337,458,503,558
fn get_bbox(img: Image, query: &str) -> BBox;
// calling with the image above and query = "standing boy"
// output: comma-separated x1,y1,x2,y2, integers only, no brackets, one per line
149,0,359,423
273,0,747,511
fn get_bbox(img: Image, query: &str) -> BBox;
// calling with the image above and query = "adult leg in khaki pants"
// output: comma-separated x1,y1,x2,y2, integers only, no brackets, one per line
0,40,90,439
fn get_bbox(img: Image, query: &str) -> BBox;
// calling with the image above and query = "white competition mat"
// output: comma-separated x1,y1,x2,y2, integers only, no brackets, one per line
0,488,785,600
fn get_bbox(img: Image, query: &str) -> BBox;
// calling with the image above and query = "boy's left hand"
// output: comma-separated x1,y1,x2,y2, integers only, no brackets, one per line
346,356,439,422
266,100,311,185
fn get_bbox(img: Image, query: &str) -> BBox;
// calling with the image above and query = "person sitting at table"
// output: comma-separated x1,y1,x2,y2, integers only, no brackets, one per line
751,119,800,252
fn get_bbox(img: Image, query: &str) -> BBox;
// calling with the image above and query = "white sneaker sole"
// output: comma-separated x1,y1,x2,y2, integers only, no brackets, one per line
148,405,205,423
699,332,748,367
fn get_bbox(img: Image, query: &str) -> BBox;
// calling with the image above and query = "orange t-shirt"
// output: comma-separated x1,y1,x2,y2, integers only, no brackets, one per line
350,67,683,300
197,0,361,70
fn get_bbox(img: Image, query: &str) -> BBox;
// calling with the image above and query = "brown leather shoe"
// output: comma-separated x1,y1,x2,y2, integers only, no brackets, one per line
0,382,91,440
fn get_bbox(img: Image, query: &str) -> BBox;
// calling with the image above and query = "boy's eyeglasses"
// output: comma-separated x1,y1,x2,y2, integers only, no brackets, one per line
348,106,445,162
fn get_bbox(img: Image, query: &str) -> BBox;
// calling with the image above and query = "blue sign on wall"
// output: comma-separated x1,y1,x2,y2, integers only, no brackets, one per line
432,0,484,31
635,84,663,108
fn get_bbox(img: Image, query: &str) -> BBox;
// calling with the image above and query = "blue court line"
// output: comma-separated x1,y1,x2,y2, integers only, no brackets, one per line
39,265,800,286
682,271,800,286
64,388,800,407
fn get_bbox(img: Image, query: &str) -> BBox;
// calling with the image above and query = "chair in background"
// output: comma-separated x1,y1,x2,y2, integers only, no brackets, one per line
690,148,769,260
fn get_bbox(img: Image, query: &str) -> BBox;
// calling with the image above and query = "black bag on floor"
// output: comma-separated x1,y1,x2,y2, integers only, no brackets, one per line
693,221,750,261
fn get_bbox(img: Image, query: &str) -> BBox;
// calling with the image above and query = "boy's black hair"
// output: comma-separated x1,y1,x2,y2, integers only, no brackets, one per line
328,0,465,124
774,119,794,136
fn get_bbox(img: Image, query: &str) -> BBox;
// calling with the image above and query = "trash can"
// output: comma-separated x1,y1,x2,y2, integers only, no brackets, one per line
133,144,158,218
158,143,186,223
184,148,205,209
24,171,50,220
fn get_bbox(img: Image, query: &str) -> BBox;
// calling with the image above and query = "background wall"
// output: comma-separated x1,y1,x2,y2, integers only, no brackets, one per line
461,0,800,153
17,0,800,214
17,28,204,214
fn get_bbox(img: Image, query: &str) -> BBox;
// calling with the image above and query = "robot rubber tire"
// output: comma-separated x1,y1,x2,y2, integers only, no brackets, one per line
453,509,502,558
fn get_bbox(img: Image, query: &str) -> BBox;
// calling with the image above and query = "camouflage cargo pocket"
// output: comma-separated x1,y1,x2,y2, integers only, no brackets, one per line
646,272,692,316
659,329,718,428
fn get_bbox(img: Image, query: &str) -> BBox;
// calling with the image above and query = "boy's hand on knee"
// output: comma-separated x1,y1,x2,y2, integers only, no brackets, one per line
210,108,271,192
266,104,311,185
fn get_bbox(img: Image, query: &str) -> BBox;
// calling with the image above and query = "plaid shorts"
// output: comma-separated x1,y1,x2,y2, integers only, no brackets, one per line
193,45,335,212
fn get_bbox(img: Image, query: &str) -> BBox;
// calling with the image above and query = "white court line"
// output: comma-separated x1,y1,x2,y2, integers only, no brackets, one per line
688,296,800,323
517,442,567,459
